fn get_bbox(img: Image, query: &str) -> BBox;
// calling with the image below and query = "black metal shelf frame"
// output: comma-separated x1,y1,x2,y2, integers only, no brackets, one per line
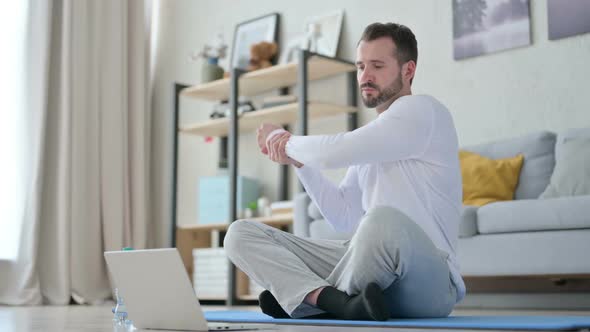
172,49,358,305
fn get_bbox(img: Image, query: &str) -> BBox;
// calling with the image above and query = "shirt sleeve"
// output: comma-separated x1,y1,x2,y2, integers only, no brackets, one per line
285,96,434,169
294,165,364,233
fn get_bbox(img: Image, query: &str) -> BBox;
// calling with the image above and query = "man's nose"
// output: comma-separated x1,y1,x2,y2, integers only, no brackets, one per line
358,68,375,85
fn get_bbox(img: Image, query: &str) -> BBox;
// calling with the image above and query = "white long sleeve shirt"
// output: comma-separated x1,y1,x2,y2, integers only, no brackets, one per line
286,94,466,302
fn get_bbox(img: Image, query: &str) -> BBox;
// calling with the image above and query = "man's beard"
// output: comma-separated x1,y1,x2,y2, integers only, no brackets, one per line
360,72,403,108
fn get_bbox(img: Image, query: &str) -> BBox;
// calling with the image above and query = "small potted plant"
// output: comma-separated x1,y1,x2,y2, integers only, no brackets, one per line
190,33,228,83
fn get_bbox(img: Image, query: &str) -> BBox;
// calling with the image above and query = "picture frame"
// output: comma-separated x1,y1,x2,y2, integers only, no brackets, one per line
230,13,280,70
278,35,307,64
278,9,344,65
547,0,590,40
452,0,531,60
303,9,344,57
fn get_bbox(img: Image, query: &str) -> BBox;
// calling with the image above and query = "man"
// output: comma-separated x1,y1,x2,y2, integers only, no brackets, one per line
224,22,465,321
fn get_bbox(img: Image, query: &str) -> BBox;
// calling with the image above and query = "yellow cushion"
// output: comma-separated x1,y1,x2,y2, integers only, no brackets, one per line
459,150,524,207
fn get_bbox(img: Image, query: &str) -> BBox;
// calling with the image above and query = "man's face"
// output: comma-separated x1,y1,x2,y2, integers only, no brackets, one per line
356,37,406,109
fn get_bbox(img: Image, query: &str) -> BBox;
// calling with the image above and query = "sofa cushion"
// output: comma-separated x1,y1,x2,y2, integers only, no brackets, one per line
460,206,478,238
463,131,556,200
556,127,590,157
477,196,590,234
459,150,524,206
458,229,590,276
540,137,590,198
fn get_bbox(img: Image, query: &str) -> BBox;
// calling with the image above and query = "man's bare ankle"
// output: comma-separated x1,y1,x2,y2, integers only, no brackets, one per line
304,286,326,306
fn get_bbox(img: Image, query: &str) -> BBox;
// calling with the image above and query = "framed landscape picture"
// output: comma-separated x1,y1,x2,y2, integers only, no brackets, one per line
453,0,531,60
548,0,590,40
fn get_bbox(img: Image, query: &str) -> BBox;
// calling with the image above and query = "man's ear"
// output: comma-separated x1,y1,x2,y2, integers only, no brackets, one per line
403,60,416,84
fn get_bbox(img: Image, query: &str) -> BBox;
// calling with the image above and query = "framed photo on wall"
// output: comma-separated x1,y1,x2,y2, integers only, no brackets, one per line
230,13,279,70
547,0,590,40
453,0,531,60
304,9,344,57
278,9,344,64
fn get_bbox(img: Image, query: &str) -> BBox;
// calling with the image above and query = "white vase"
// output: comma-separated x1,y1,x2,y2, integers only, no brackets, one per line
257,197,270,217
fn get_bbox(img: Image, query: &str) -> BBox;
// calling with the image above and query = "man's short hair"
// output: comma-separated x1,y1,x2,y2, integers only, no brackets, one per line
359,23,418,66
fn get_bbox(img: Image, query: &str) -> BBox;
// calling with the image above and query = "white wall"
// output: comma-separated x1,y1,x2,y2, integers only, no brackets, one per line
151,0,590,246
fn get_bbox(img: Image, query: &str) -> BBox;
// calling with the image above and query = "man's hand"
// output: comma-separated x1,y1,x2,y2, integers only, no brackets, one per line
256,123,282,155
267,131,292,165
256,123,304,167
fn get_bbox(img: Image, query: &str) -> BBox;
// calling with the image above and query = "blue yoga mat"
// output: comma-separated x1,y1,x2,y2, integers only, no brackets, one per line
205,310,590,330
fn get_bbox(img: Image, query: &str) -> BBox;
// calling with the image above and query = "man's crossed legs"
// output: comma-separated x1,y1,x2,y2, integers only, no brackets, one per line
224,206,457,320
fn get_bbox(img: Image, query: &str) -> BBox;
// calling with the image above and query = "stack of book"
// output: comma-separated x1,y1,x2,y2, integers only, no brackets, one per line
192,248,227,298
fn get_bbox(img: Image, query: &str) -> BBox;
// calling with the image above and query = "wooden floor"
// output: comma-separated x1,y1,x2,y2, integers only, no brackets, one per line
0,304,589,332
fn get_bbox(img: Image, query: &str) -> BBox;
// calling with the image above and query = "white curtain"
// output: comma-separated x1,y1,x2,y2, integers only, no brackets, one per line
0,0,155,305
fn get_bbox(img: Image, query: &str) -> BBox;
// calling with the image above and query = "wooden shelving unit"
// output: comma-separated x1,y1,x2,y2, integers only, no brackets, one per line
173,50,358,305
176,214,293,302
181,56,355,101
178,213,293,233
237,294,259,301
180,102,356,137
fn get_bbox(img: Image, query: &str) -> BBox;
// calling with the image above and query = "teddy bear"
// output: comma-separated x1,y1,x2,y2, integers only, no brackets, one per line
246,41,278,71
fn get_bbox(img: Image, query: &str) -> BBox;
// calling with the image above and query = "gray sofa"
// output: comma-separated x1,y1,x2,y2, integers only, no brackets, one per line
293,128,590,296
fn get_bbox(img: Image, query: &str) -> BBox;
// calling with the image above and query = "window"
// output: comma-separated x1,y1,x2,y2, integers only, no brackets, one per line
0,2,29,260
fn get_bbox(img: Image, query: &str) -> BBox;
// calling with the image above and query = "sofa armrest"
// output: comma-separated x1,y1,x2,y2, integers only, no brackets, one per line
295,193,355,240
460,205,479,238
293,192,311,237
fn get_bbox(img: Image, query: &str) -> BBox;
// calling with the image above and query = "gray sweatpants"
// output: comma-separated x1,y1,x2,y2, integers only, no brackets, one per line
224,206,457,318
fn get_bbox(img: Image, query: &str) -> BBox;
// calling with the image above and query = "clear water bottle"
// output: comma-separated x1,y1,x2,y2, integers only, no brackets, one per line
112,247,134,328
112,287,129,326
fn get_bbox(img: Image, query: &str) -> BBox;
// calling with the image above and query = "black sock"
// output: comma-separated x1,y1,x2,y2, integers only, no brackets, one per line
316,282,389,321
258,290,336,320
258,290,290,318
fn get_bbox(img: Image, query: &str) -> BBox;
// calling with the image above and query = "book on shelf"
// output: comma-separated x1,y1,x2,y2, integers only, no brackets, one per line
270,200,294,215
193,248,228,297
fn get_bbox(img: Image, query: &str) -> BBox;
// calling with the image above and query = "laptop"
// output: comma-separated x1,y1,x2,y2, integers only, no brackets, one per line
104,248,267,331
